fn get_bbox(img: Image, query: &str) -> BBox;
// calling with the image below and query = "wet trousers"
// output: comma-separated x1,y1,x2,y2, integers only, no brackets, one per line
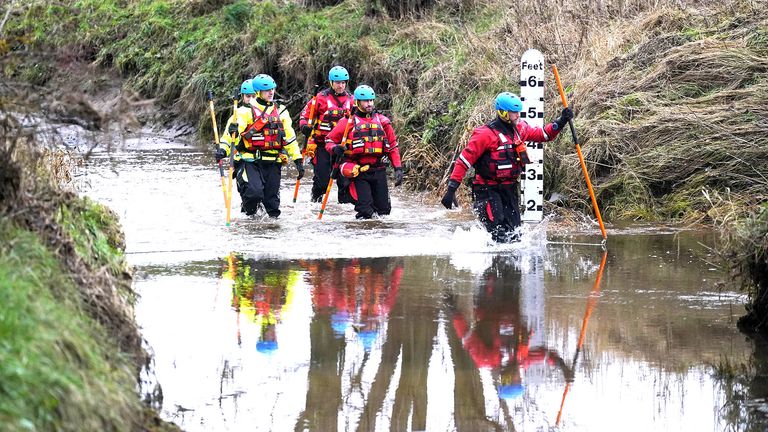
311,145,353,204
349,169,391,219
472,184,521,242
236,161,282,218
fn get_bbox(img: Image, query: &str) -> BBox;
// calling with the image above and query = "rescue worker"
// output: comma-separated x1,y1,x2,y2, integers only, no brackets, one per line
215,74,304,218
441,92,573,242
299,66,355,203
325,85,404,220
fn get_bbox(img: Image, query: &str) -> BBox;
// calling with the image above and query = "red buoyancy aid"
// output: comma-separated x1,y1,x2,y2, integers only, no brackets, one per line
241,104,285,151
316,91,352,135
345,114,389,159
474,125,527,181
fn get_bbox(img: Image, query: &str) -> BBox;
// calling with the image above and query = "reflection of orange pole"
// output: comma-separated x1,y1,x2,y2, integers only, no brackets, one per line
551,65,607,241
318,114,353,220
556,251,608,426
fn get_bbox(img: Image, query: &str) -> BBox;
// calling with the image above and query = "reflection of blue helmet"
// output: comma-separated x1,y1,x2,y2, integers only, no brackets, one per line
331,312,350,337
495,92,523,112
498,383,524,399
359,329,378,351
328,66,349,82
353,85,376,101
256,340,278,353
240,79,255,95
252,74,277,91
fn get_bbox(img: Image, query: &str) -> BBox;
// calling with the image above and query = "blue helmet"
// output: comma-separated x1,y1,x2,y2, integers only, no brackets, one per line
495,92,523,112
358,329,378,352
256,340,278,353
498,383,524,399
328,66,349,82
331,312,350,337
354,85,376,101
240,79,255,95
252,74,277,91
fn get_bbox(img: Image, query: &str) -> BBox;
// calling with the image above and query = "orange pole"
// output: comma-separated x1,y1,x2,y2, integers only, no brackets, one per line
318,113,352,220
556,251,608,425
226,95,238,227
551,65,607,240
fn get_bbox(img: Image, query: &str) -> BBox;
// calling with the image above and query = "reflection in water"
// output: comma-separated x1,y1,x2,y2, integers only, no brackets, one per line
297,258,404,432
556,251,607,425
226,254,302,352
133,237,757,431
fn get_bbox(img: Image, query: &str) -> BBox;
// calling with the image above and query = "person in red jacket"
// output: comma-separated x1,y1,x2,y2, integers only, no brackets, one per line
441,92,573,242
299,66,355,203
325,85,404,220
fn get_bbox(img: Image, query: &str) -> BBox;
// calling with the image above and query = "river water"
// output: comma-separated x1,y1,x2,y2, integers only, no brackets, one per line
79,136,766,431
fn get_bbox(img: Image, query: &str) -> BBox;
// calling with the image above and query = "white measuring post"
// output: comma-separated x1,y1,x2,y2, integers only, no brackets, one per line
519,49,545,222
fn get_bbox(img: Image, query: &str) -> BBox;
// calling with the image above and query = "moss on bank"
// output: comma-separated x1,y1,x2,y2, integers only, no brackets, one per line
0,93,179,430
0,219,141,431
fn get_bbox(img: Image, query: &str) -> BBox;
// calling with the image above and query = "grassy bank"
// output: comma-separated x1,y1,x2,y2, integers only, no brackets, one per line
0,218,141,431
0,92,178,429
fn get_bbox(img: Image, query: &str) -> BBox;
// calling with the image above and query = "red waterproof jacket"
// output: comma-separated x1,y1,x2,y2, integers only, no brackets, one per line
325,111,402,169
299,89,354,142
449,118,560,186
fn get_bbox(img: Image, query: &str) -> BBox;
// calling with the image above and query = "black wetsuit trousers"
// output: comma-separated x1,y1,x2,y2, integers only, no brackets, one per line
472,183,521,242
353,169,391,219
236,161,282,217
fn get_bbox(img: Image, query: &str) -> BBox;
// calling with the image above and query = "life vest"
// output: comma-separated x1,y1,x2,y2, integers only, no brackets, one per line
241,104,285,151
346,114,388,158
474,125,524,181
317,91,352,134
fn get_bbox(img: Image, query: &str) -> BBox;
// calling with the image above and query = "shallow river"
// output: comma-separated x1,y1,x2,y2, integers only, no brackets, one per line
80,136,766,431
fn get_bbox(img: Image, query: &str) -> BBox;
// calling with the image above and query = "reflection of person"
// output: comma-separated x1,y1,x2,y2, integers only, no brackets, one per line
451,256,571,400
224,254,301,353
441,92,573,242
302,258,403,348
296,257,403,431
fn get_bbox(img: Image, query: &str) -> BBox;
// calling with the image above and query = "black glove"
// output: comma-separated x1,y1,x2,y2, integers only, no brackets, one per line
554,108,573,130
301,125,313,137
332,145,345,157
214,147,227,162
394,167,404,187
441,180,460,209
295,159,305,180
228,122,239,137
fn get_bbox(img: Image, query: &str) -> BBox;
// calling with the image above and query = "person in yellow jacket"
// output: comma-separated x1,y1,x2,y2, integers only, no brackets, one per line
215,74,304,218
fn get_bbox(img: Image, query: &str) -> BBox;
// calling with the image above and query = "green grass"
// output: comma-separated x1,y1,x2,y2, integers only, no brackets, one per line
0,219,140,432
56,197,127,279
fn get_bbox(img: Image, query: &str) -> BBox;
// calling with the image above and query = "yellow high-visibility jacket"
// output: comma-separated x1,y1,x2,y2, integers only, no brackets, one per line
219,99,301,163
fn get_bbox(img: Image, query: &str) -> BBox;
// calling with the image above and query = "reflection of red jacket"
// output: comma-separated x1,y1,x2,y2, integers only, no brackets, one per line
449,118,559,186
453,314,562,370
307,259,403,322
